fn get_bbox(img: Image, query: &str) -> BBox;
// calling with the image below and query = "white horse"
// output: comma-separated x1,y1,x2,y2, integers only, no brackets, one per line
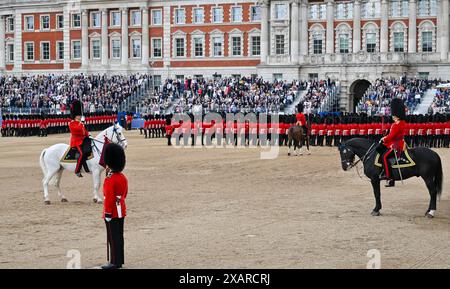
39,123,128,204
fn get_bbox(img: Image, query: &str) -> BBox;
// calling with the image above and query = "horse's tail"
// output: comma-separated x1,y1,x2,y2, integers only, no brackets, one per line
435,154,443,200
39,149,47,177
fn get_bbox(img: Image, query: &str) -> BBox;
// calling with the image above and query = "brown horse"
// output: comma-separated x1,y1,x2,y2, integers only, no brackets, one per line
288,125,308,156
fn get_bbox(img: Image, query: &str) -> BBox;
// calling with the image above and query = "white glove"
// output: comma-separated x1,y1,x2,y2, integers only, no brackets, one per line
105,217,112,222
81,116,85,122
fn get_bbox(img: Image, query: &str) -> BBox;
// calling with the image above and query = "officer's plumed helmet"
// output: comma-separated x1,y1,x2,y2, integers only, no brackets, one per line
390,98,406,120
104,143,126,173
70,100,83,119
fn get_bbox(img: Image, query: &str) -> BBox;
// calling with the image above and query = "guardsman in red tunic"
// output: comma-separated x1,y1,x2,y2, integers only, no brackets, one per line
102,143,127,270
379,98,407,184
295,103,308,137
69,100,90,178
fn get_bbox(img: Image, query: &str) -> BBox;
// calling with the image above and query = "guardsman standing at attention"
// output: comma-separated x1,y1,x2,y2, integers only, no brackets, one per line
69,100,90,178
102,143,128,270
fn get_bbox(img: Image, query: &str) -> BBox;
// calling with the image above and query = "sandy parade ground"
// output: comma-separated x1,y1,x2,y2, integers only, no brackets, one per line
1,130,449,269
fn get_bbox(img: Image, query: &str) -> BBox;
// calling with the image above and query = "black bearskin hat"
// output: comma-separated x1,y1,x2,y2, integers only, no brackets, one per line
390,98,406,120
104,143,126,173
297,103,304,113
70,100,83,119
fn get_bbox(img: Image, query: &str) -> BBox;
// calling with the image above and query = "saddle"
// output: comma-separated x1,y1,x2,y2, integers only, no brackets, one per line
374,148,416,169
61,138,94,163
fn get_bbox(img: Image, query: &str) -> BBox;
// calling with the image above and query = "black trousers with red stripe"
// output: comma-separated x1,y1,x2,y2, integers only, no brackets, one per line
105,218,125,266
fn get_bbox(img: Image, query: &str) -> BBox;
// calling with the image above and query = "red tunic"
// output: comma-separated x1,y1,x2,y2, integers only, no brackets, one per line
69,120,89,147
383,120,406,150
102,173,128,219
296,113,306,125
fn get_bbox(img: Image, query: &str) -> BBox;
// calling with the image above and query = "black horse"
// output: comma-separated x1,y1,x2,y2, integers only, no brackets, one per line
338,138,443,218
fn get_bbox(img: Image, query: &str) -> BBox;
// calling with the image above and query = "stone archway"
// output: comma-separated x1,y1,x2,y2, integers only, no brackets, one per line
349,79,371,112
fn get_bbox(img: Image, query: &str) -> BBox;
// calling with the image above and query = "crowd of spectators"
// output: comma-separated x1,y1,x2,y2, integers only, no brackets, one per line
356,77,434,115
430,88,450,114
300,79,339,113
0,74,150,113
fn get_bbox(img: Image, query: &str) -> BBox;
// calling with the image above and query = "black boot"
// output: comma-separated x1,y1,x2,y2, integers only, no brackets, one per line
385,179,395,187
101,263,121,269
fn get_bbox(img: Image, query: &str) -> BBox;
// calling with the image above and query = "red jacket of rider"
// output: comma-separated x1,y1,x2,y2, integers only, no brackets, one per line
383,120,406,151
69,120,89,147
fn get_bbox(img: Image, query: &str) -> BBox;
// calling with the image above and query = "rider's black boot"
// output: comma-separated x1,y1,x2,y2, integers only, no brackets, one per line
385,180,395,187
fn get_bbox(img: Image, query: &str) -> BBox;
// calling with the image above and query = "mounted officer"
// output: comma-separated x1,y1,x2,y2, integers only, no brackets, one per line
69,100,90,178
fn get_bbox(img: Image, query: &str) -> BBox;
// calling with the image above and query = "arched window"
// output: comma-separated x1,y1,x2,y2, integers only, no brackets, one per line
418,20,436,52
335,23,352,53
309,24,325,55
389,21,407,52
362,22,379,53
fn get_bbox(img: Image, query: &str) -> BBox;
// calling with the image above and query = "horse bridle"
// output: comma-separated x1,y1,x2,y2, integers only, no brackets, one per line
110,125,127,146
340,142,377,170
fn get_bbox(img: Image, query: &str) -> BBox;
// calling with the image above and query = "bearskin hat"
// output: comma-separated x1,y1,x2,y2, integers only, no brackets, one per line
390,98,406,120
297,103,304,113
104,143,126,173
70,100,83,119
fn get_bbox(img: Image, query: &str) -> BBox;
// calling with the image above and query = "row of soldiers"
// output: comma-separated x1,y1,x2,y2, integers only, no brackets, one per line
1,112,117,137
160,113,450,148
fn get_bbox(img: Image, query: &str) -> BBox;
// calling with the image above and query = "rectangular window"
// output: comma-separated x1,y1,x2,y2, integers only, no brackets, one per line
72,40,81,59
132,38,141,58
339,34,349,53
57,41,64,60
176,75,185,81
275,4,287,20
111,11,121,26
40,42,50,60
273,73,283,81
193,8,204,24
393,32,404,52
40,15,50,30
275,35,285,55
251,36,261,56
212,7,223,23
7,44,14,62
193,37,203,57
366,33,376,52
175,9,185,24
131,10,141,26
25,42,34,61
251,6,261,21
153,75,162,87
212,37,223,56
112,39,121,58
422,31,433,52
175,38,185,57
231,6,243,22
313,35,323,54
25,16,34,30
72,14,81,28
7,17,14,32
232,36,241,56
152,38,162,58
152,9,162,25
91,12,100,28
92,39,101,59
57,14,64,29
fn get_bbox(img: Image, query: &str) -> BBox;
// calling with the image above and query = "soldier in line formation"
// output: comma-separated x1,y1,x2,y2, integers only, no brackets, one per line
162,112,450,149
140,115,167,138
1,112,117,137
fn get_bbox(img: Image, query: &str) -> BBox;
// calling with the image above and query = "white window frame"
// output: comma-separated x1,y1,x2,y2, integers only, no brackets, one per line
90,38,101,60
40,41,51,61
72,13,81,28
71,40,82,61
418,20,436,53
230,6,243,23
6,42,14,63
309,24,325,55
6,17,14,32
56,14,64,30
389,22,407,52
174,8,186,25
192,7,204,24
110,11,121,27
229,33,243,57
335,23,353,54
56,41,64,61
362,22,380,53
210,34,224,57
250,5,261,22
151,9,162,25
274,3,288,20
110,37,121,59
249,34,261,56
131,10,142,27
24,41,35,61
211,6,224,23
275,34,286,55
24,15,34,31
90,11,101,28
151,37,163,58
40,15,50,31
173,35,186,58
191,34,205,57
131,36,142,58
